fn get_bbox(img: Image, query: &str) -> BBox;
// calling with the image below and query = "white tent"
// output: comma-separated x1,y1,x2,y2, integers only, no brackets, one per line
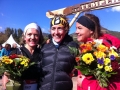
2,34,20,47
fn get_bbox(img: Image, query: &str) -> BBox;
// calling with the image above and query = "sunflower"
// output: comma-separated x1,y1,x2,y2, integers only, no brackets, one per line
2,59,13,64
82,53,94,65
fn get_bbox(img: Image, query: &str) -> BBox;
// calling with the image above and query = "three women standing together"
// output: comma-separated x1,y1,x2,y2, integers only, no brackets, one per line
2,13,120,90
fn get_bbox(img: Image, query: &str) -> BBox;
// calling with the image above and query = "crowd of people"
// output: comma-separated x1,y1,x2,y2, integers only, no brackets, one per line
1,13,120,90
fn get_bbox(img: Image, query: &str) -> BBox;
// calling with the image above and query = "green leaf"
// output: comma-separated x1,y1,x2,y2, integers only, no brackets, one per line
116,57,120,64
0,66,5,75
68,46,79,56
99,79,108,87
75,65,91,75
93,70,109,88
95,70,102,76
29,62,35,66
13,58,20,66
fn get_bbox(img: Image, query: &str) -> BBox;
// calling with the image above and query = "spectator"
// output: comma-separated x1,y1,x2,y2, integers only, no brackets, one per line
0,43,11,57
11,43,18,51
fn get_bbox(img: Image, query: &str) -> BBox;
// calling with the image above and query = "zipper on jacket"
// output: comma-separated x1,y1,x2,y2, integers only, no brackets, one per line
51,48,58,90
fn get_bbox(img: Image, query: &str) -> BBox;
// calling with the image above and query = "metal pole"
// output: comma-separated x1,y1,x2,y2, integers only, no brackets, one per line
69,12,82,28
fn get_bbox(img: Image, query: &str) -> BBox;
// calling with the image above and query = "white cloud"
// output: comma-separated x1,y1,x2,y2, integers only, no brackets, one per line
111,6,120,12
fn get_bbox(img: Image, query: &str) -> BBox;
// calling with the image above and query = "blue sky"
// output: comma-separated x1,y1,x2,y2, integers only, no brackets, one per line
0,0,120,34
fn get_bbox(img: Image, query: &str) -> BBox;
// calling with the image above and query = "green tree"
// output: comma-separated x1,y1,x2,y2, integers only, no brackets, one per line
18,28,23,38
5,27,12,37
13,29,19,43
17,28,23,43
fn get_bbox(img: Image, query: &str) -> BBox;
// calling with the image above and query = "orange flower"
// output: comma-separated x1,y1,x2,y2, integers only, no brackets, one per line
80,43,85,48
92,41,96,45
86,43,92,51
97,44,108,52
80,43,92,53
81,49,87,53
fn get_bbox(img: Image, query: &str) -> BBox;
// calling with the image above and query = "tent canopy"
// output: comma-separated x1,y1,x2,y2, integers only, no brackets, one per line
2,34,20,47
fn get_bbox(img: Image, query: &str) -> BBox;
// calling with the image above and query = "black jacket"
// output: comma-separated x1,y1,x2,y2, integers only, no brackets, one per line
40,35,78,90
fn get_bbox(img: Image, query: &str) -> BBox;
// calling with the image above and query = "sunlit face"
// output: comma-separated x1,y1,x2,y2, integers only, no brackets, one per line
50,25,67,43
24,28,39,47
75,22,93,42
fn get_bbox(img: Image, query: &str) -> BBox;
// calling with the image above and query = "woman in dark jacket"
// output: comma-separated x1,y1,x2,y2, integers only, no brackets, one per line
40,14,78,90
2,23,44,90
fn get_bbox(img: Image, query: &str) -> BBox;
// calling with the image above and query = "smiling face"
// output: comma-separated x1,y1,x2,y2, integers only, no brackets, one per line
50,25,67,43
75,22,93,42
24,28,40,47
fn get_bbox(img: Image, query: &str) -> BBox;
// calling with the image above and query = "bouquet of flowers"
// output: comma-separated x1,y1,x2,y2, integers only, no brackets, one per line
0,54,35,80
69,39,120,87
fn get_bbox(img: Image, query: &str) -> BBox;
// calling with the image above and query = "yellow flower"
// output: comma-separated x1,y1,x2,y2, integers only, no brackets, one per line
25,59,29,63
104,58,111,65
97,64,103,69
104,66,113,72
109,49,119,57
21,61,25,65
97,44,108,52
82,53,94,65
94,51,106,58
19,58,23,61
24,63,28,67
2,56,9,60
2,59,13,64
109,67,113,72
